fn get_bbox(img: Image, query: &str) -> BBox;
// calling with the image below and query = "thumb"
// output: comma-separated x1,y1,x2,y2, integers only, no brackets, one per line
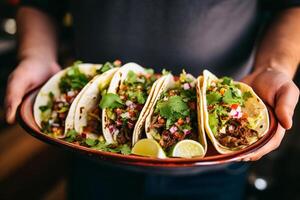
275,82,299,129
5,73,36,124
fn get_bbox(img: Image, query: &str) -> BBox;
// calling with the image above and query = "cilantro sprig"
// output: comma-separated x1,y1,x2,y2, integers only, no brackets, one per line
39,92,54,113
99,93,124,109
91,142,131,155
207,77,253,106
64,130,79,142
155,95,190,128
59,61,89,93
63,130,131,155
97,62,115,74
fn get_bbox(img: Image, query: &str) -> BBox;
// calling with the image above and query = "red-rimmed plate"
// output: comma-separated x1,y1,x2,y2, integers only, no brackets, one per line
17,89,277,175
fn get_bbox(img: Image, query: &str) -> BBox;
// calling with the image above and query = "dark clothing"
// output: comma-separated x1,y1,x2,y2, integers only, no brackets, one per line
21,0,300,79
71,0,259,79
68,156,249,200
19,0,300,200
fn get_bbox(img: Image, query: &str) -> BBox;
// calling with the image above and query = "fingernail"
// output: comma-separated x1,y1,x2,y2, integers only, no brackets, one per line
243,158,251,162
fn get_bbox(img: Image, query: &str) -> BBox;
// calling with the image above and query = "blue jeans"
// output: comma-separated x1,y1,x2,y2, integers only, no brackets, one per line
68,156,248,200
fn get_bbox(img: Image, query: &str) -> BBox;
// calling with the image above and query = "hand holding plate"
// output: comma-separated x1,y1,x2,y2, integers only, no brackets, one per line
241,68,299,161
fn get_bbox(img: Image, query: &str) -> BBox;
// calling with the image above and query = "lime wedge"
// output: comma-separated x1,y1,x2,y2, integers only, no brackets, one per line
171,140,205,158
132,139,166,158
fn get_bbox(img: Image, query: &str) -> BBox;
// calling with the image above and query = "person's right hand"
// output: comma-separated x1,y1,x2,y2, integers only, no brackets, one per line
5,57,60,123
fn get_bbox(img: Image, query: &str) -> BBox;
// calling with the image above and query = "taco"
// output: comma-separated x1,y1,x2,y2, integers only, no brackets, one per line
34,61,121,138
201,70,269,154
70,67,119,142
100,63,158,145
144,71,207,157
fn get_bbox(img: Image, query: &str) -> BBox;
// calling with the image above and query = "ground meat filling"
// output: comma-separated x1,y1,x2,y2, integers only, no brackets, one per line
83,107,102,135
150,77,198,152
206,77,259,149
107,72,156,145
41,90,79,135
218,118,258,148
151,105,198,150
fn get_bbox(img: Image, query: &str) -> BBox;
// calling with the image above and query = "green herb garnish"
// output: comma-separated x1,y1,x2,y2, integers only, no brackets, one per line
59,61,89,93
92,142,131,155
65,130,78,142
155,95,189,128
97,62,114,74
99,93,124,109
206,92,222,105
242,91,253,101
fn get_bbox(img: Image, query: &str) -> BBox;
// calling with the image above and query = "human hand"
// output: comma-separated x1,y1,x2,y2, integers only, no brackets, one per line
5,57,60,123
240,68,299,161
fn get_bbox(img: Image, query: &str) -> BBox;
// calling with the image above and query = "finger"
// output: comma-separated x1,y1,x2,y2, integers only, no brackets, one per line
275,82,299,129
241,124,285,161
5,73,35,124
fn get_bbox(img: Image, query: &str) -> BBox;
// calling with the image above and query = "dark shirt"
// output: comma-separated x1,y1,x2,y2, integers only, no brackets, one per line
20,0,300,79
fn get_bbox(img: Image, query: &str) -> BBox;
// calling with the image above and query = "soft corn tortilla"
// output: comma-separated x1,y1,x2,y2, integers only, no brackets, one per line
202,70,269,154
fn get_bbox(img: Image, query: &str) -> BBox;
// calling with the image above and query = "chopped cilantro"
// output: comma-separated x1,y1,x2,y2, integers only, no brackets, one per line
39,105,51,112
49,92,54,99
214,105,229,117
85,138,98,146
126,71,146,85
221,77,233,85
97,62,114,74
136,91,146,104
206,91,222,105
99,93,124,109
119,144,131,155
156,95,189,128
41,121,51,133
126,71,138,84
92,142,131,155
59,61,89,93
222,89,235,104
208,112,218,136
39,92,54,113
92,142,107,151
242,91,253,101
180,89,196,102
65,130,78,142
57,106,69,113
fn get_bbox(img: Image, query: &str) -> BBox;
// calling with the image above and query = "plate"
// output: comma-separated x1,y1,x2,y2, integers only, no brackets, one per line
17,89,278,175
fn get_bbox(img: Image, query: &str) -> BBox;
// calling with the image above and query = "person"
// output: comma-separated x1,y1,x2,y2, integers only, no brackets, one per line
5,1,300,199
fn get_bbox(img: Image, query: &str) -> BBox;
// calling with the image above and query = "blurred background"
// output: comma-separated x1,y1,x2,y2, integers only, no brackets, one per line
0,1,299,200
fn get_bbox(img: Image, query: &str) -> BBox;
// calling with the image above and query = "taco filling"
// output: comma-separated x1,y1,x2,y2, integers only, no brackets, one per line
39,61,120,136
206,77,259,148
100,70,157,145
149,73,198,152
82,107,102,137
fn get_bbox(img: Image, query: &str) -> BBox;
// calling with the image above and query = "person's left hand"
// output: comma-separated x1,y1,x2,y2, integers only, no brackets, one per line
240,68,299,161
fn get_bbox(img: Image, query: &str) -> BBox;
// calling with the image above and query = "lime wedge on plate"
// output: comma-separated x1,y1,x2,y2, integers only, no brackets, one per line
171,139,205,158
132,139,166,158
